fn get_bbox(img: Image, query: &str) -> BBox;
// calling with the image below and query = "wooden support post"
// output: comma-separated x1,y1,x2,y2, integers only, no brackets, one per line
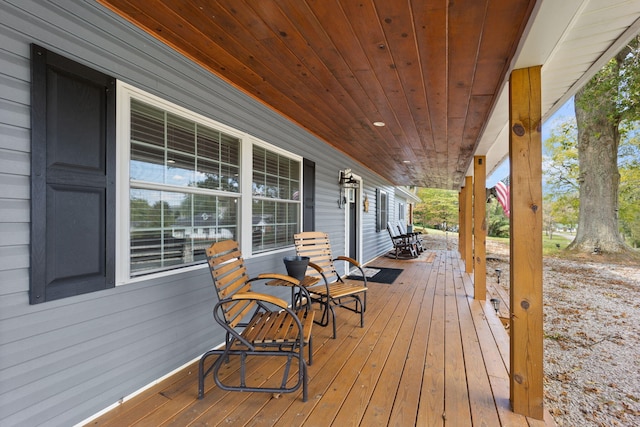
509,66,544,419
473,156,486,300
463,176,473,273
458,190,464,257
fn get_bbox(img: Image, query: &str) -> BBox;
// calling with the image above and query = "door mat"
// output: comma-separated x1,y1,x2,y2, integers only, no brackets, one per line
347,266,403,284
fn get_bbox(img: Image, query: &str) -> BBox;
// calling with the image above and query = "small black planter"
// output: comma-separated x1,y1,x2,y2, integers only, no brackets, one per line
283,256,310,281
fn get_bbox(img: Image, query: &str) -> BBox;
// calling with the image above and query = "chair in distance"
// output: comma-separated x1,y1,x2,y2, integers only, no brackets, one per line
293,231,367,339
386,222,419,259
397,221,424,253
198,240,314,401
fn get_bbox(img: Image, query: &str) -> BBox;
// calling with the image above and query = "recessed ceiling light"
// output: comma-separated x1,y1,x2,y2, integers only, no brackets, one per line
373,121,385,127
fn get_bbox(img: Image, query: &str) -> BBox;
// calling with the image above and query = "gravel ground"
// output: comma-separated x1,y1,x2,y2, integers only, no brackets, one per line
420,233,639,426
484,238,640,426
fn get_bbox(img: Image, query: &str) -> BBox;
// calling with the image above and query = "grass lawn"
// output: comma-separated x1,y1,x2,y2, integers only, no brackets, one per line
418,226,574,256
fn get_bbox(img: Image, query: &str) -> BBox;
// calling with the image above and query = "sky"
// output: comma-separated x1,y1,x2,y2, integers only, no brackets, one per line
486,97,576,187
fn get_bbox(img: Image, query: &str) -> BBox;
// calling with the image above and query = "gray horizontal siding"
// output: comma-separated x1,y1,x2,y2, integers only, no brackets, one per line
0,268,29,296
0,123,30,152
0,199,29,223
0,149,29,175
0,223,28,246
0,1,396,425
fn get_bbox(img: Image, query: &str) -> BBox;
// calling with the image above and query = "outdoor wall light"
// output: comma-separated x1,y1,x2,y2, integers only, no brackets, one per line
490,298,500,314
339,169,359,188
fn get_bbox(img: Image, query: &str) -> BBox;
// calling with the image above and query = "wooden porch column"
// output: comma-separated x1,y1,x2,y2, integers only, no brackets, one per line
458,190,464,257
473,156,486,300
463,176,473,273
509,66,544,419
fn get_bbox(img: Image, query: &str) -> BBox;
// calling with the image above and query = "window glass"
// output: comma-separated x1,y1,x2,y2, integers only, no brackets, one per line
376,189,388,232
252,146,300,253
129,99,240,276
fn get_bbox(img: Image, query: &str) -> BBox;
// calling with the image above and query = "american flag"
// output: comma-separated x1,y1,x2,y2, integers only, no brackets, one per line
495,181,510,218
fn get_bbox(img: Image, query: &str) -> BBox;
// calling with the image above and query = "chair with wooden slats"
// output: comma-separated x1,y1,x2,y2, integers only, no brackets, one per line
293,231,367,339
198,240,314,401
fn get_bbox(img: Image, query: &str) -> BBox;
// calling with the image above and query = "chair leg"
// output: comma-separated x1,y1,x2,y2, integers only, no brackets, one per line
198,348,225,399
240,352,247,387
301,357,308,402
329,303,337,338
198,351,209,399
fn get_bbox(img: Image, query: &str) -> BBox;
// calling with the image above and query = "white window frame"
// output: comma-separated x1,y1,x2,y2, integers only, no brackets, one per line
245,138,303,255
115,81,302,285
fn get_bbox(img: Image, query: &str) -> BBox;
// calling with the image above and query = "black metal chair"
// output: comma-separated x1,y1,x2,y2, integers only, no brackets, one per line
198,240,314,401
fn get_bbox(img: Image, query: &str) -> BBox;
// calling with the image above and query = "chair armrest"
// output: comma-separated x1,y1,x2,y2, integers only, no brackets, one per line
335,255,360,266
231,291,289,309
253,273,300,285
216,292,305,350
307,261,323,273
306,261,331,291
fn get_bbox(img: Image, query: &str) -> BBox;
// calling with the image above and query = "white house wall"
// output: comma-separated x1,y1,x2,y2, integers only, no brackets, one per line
0,1,396,425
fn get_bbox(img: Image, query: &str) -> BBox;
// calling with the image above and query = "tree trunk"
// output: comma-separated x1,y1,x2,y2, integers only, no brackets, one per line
568,82,627,253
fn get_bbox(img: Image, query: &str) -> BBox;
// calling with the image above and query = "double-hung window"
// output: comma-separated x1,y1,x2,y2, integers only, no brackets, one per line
376,189,388,232
119,84,242,280
251,145,300,253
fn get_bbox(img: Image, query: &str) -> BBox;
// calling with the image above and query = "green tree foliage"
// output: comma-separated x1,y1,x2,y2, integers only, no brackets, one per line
487,200,509,237
414,188,459,230
618,130,640,247
543,119,580,232
544,119,579,196
547,194,578,231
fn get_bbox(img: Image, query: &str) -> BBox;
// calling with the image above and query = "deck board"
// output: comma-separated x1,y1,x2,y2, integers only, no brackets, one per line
86,249,554,427
444,253,472,426
368,259,436,426
417,252,448,426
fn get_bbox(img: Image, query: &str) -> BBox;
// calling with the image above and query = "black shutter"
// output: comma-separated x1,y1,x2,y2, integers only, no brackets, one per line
302,158,315,231
30,45,116,304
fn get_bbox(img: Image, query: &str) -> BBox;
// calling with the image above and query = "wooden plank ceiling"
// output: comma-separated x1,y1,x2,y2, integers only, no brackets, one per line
98,0,536,189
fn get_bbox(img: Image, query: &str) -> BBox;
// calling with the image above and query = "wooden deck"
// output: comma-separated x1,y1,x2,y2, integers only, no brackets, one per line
88,246,554,426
